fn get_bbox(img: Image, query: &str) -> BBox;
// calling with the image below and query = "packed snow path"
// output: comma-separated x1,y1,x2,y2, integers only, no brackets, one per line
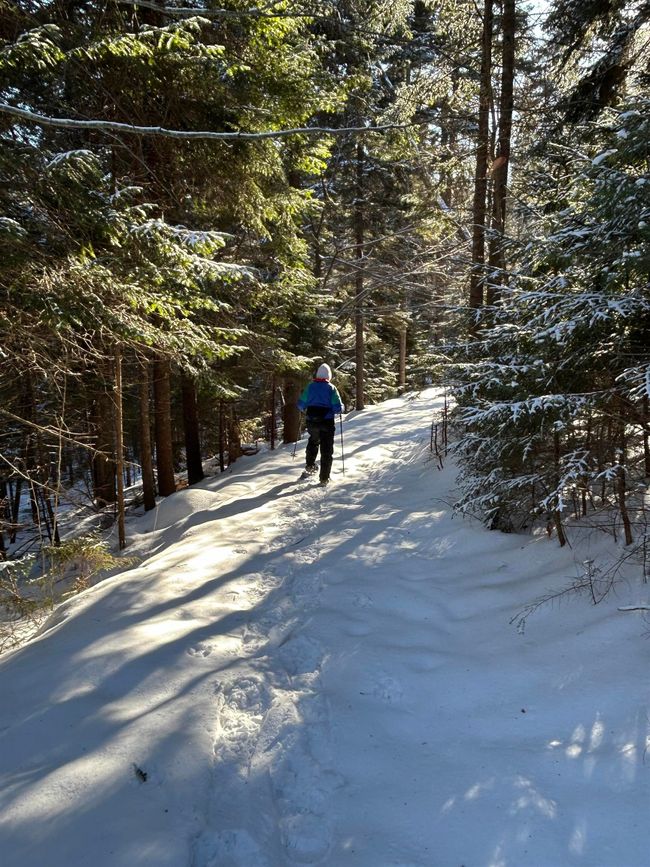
1,389,650,867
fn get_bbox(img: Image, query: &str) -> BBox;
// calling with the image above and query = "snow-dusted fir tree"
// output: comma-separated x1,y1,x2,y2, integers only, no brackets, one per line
452,100,650,548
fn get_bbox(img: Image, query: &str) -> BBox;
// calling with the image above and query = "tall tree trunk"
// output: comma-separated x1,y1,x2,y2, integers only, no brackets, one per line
0,479,7,560
10,478,21,544
314,232,322,280
616,409,634,546
22,374,39,522
269,376,277,450
469,0,494,313
486,0,516,307
355,140,366,410
218,400,226,472
641,394,650,477
92,364,116,508
553,428,567,547
114,348,126,549
152,355,176,497
38,432,60,547
139,360,156,511
228,408,242,464
283,377,301,444
181,373,204,485
398,325,407,392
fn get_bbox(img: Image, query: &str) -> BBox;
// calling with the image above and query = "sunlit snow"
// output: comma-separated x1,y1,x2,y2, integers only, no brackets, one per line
1,389,649,866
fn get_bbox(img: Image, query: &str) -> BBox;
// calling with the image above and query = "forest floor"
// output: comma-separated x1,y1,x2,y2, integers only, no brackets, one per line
1,389,650,867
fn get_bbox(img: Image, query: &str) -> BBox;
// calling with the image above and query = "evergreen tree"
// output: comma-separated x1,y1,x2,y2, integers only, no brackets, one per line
452,100,650,548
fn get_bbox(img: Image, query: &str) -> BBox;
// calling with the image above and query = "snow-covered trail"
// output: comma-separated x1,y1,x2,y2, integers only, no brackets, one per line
1,389,650,867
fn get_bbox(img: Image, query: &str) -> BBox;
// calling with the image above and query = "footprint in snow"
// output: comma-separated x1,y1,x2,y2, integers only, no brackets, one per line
214,676,272,765
350,591,374,608
227,572,283,609
278,634,324,677
280,813,332,864
290,570,324,607
192,829,270,867
367,673,403,704
186,643,213,658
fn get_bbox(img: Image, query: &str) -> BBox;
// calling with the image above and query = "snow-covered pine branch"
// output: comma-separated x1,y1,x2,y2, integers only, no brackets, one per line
114,0,318,18
0,103,408,141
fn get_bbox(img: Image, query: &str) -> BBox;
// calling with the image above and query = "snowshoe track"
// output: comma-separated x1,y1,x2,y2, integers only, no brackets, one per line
193,496,341,865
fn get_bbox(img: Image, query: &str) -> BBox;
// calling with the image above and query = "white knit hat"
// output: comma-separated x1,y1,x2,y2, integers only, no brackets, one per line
316,363,332,381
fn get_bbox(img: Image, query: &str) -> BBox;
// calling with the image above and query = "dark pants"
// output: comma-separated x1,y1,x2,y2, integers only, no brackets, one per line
306,418,335,481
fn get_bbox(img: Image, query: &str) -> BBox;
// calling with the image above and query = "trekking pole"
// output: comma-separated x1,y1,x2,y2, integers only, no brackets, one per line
339,413,345,475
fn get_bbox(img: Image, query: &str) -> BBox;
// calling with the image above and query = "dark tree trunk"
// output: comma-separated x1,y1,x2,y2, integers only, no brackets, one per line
228,409,242,464
218,400,226,472
139,360,156,511
314,228,323,279
92,365,116,508
355,140,365,410
152,355,176,497
10,478,21,543
0,479,7,560
486,0,515,306
181,373,204,485
617,411,634,546
270,377,277,450
469,0,494,312
283,377,301,444
35,420,60,547
114,348,126,549
22,374,39,522
398,326,407,392
67,449,75,487
553,429,567,547
642,395,650,477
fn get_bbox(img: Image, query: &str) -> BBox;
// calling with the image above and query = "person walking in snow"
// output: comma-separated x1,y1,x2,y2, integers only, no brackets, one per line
297,363,343,485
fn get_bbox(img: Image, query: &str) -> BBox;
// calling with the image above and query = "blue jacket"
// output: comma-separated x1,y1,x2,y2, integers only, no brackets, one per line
297,379,343,420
